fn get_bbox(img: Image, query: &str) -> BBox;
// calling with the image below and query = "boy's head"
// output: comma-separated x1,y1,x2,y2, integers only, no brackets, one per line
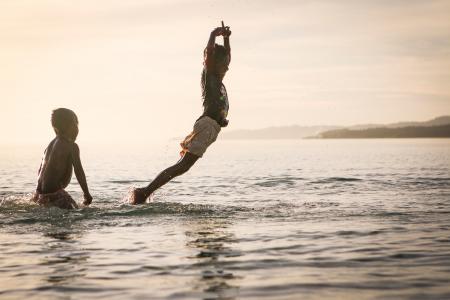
51,108,79,141
214,44,230,79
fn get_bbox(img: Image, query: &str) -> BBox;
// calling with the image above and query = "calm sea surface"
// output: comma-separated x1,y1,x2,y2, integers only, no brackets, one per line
1,139,450,300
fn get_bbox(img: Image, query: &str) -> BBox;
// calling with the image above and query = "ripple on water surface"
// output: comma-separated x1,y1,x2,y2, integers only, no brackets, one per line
1,140,450,299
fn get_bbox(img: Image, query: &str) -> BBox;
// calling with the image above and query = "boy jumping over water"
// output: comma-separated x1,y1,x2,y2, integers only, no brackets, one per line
130,24,232,204
32,108,93,209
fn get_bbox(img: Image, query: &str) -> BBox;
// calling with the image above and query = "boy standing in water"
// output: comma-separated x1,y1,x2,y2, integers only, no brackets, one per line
32,108,93,209
130,24,232,204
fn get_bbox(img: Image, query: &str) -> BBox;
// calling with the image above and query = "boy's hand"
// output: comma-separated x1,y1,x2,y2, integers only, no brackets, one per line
211,27,223,36
220,119,229,127
222,26,231,37
212,27,231,37
83,193,93,206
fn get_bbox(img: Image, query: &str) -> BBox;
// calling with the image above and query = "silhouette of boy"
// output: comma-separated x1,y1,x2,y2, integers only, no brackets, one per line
130,24,232,204
32,108,93,209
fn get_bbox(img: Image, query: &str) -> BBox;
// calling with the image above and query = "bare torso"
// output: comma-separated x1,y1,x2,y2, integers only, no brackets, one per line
37,137,74,194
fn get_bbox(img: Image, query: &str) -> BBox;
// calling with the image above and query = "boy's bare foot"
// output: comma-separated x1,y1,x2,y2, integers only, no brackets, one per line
130,187,148,205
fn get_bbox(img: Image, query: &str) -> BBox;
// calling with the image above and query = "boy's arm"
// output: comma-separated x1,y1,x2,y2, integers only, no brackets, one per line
223,27,231,63
35,149,46,193
223,36,231,61
204,27,223,71
207,27,222,49
36,161,43,191
71,143,92,205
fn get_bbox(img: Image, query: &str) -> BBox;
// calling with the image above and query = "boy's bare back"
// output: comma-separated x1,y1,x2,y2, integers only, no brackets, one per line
37,137,76,194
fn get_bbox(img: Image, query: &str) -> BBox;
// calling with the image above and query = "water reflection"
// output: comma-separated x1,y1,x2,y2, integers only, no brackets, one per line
40,227,88,289
184,218,241,300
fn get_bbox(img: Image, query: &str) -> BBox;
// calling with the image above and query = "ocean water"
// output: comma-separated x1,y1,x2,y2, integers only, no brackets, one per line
1,139,450,300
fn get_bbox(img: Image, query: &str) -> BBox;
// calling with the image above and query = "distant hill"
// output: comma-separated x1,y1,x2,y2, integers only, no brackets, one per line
317,116,450,138
318,124,450,139
221,116,450,139
348,116,450,130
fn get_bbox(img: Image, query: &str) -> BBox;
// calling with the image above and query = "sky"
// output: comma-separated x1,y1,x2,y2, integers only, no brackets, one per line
1,0,450,145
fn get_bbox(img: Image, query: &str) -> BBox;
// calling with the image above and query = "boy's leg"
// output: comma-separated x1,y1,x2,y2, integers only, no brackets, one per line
131,152,199,204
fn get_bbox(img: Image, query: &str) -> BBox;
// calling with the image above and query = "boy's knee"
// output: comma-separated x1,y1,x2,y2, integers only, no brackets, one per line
179,160,196,174
179,162,192,174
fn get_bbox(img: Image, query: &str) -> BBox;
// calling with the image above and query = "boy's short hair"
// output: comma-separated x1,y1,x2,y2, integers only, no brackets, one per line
214,44,229,64
51,108,78,134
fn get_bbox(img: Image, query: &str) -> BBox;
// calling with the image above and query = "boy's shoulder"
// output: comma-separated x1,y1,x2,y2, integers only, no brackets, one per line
52,136,77,152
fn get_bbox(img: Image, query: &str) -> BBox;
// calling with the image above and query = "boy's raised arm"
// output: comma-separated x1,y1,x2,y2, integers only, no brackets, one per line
204,27,221,72
223,27,231,62
220,21,231,49
204,27,222,71
224,34,230,52
207,27,222,49
205,26,231,70
71,143,92,205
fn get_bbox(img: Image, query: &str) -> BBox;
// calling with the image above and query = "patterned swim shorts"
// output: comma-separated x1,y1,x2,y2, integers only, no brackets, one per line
31,189,79,209
180,116,221,157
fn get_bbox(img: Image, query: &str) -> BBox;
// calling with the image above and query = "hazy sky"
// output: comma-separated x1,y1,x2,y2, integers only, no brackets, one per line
1,0,450,144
